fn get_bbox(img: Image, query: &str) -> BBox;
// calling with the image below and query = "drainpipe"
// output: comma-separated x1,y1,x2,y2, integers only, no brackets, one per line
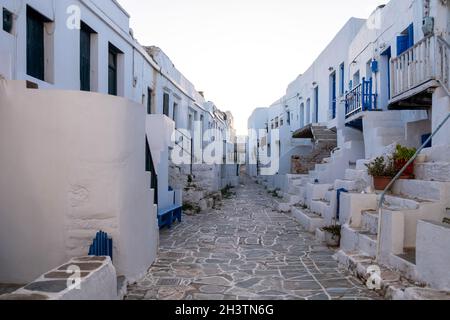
375,112,450,263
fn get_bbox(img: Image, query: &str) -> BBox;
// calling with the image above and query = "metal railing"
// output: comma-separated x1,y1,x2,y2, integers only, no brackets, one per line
375,111,450,262
345,77,377,118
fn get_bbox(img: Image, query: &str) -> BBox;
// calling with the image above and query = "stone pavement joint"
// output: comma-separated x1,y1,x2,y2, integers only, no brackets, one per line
125,176,382,300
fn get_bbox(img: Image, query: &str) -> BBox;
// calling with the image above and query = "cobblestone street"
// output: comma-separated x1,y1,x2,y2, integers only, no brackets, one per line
126,176,382,300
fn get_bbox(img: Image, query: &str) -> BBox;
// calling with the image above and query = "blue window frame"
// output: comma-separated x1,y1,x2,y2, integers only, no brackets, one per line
314,86,319,123
331,73,337,119
339,63,345,96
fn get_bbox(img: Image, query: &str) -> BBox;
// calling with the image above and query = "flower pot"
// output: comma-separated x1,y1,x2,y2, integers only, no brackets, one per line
373,176,392,191
324,231,340,247
395,159,415,177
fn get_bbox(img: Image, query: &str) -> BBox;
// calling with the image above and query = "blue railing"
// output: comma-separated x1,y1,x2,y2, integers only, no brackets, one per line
345,77,377,118
89,231,113,260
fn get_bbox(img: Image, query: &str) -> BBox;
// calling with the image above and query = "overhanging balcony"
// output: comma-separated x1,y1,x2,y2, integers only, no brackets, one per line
345,77,377,119
389,34,449,109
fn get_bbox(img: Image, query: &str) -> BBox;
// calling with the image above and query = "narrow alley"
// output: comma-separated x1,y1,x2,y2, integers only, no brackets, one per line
125,176,381,300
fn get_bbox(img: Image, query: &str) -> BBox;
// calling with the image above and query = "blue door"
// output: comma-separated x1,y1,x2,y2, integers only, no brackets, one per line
331,74,337,119
314,87,319,123
381,47,392,99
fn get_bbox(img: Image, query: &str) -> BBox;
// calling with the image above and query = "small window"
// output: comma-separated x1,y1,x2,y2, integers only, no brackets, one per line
163,93,170,116
108,44,119,96
173,102,178,122
339,63,345,96
27,6,52,81
3,8,13,34
80,22,95,91
147,88,152,114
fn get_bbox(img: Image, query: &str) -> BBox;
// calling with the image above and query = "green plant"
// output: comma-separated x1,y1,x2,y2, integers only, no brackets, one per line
322,225,341,237
366,157,397,178
393,144,417,162
221,185,235,199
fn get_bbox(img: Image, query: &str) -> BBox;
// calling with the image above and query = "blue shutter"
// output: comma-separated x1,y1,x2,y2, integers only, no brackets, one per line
407,24,414,49
397,35,408,55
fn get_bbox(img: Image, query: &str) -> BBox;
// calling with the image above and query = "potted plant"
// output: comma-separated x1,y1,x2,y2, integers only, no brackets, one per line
322,225,341,247
366,157,397,190
393,144,416,178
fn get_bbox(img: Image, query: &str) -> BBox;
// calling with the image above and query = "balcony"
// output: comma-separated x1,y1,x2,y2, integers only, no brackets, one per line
389,35,449,108
345,77,377,119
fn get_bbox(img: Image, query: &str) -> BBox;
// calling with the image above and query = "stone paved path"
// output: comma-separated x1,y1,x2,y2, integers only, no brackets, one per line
125,176,382,300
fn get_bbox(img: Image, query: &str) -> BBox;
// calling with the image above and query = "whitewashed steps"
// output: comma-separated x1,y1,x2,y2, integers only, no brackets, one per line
292,207,325,233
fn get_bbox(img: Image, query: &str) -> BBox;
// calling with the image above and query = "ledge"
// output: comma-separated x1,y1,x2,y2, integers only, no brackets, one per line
0,257,118,300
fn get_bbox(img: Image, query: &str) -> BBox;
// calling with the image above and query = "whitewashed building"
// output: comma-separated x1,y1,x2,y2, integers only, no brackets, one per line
248,0,450,296
0,0,236,284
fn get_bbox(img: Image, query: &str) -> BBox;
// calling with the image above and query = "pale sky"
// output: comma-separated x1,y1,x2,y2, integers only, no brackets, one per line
118,0,386,134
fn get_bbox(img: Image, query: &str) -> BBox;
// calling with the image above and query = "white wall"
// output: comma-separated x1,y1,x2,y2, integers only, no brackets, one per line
0,80,157,283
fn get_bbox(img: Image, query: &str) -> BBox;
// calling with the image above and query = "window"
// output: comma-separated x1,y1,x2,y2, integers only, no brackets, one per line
3,8,13,33
108,43,120,96
397,24,414,56
339,63,345,96
366,59,372,80
330,72,336,119
147,88,152,114
314,86,319,123
80,22,95,91
173,102,178,122
27,6,51,81
163,93,170,116
353,71,360,88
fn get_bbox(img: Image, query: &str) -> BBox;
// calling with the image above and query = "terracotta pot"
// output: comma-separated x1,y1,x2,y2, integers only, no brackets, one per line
373,176,392,191
395,159,415,177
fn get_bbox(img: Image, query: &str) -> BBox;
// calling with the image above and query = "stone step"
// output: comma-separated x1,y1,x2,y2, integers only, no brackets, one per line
383,194,423,210
361,210,379,235
359,232,378,258
306,183,333,202
415,162,450,182
390,249,418,281
334,179,362,192
392,179,450,202
273,198,292,213
345,169,368,181
324,190,334,203
292,207,325,233
341,225,377,258
315,227,326,243
335,250,413,300
310,199,330,217
283,193,303,206
287,185,302,195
